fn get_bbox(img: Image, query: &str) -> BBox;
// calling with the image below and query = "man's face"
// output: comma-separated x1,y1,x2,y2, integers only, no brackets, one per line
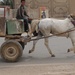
21,1,25,5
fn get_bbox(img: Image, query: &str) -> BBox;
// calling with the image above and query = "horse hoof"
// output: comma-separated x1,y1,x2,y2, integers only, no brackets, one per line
67,49,70,53
51,54,55,57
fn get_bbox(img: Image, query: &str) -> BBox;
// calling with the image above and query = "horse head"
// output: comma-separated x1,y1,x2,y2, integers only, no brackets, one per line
68,14,75,20
67,14,75,26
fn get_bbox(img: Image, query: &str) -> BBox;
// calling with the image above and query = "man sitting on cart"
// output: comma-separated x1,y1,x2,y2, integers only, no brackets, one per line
16,0,29,32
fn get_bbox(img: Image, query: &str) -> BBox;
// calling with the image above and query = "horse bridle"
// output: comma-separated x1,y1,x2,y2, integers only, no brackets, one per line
69,15,75,27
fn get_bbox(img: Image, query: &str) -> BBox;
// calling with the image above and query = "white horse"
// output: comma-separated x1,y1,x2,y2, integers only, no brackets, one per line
28,15,75,57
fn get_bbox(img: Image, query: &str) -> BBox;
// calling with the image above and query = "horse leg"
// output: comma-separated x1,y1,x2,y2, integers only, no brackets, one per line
29,35,41,53
68,37,75,53
44,38,55,57
29,40,38,53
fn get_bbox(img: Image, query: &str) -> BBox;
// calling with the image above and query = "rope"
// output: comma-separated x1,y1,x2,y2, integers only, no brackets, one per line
3,27,75,43
30,27,75,41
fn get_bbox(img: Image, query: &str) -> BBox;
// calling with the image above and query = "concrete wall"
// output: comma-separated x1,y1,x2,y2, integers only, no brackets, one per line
14,0,75,19
69,0,75,14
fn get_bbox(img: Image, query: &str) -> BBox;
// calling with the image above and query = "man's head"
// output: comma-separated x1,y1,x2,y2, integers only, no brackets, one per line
21,0,25,5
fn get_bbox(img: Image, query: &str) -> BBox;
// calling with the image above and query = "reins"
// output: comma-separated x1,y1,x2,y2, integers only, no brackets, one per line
30,27,75,41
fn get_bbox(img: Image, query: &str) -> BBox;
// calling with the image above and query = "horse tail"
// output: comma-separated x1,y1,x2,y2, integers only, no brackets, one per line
32,20,40,36
35,20,40,33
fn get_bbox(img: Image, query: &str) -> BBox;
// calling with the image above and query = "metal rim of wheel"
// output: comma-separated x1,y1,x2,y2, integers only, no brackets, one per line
0,40,23,62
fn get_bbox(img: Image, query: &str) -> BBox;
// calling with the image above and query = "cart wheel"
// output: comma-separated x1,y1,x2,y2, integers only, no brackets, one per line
0,40,23,62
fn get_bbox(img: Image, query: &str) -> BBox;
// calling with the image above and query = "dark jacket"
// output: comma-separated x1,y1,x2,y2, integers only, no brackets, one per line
16,5,28,19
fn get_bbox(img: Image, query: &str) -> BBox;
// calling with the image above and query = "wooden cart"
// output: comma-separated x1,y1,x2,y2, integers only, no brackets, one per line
0,17,30,62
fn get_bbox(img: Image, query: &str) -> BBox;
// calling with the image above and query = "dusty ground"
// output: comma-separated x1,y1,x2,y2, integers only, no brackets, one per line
0,37,75,75
0,63,75,75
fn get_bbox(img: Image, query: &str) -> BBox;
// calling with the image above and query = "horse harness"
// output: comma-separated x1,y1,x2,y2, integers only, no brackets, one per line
70,15,75,27
71,21,75,27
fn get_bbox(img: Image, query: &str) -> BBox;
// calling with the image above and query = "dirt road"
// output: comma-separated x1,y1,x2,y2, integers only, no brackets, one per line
0,63,75,75
0,37,75,75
